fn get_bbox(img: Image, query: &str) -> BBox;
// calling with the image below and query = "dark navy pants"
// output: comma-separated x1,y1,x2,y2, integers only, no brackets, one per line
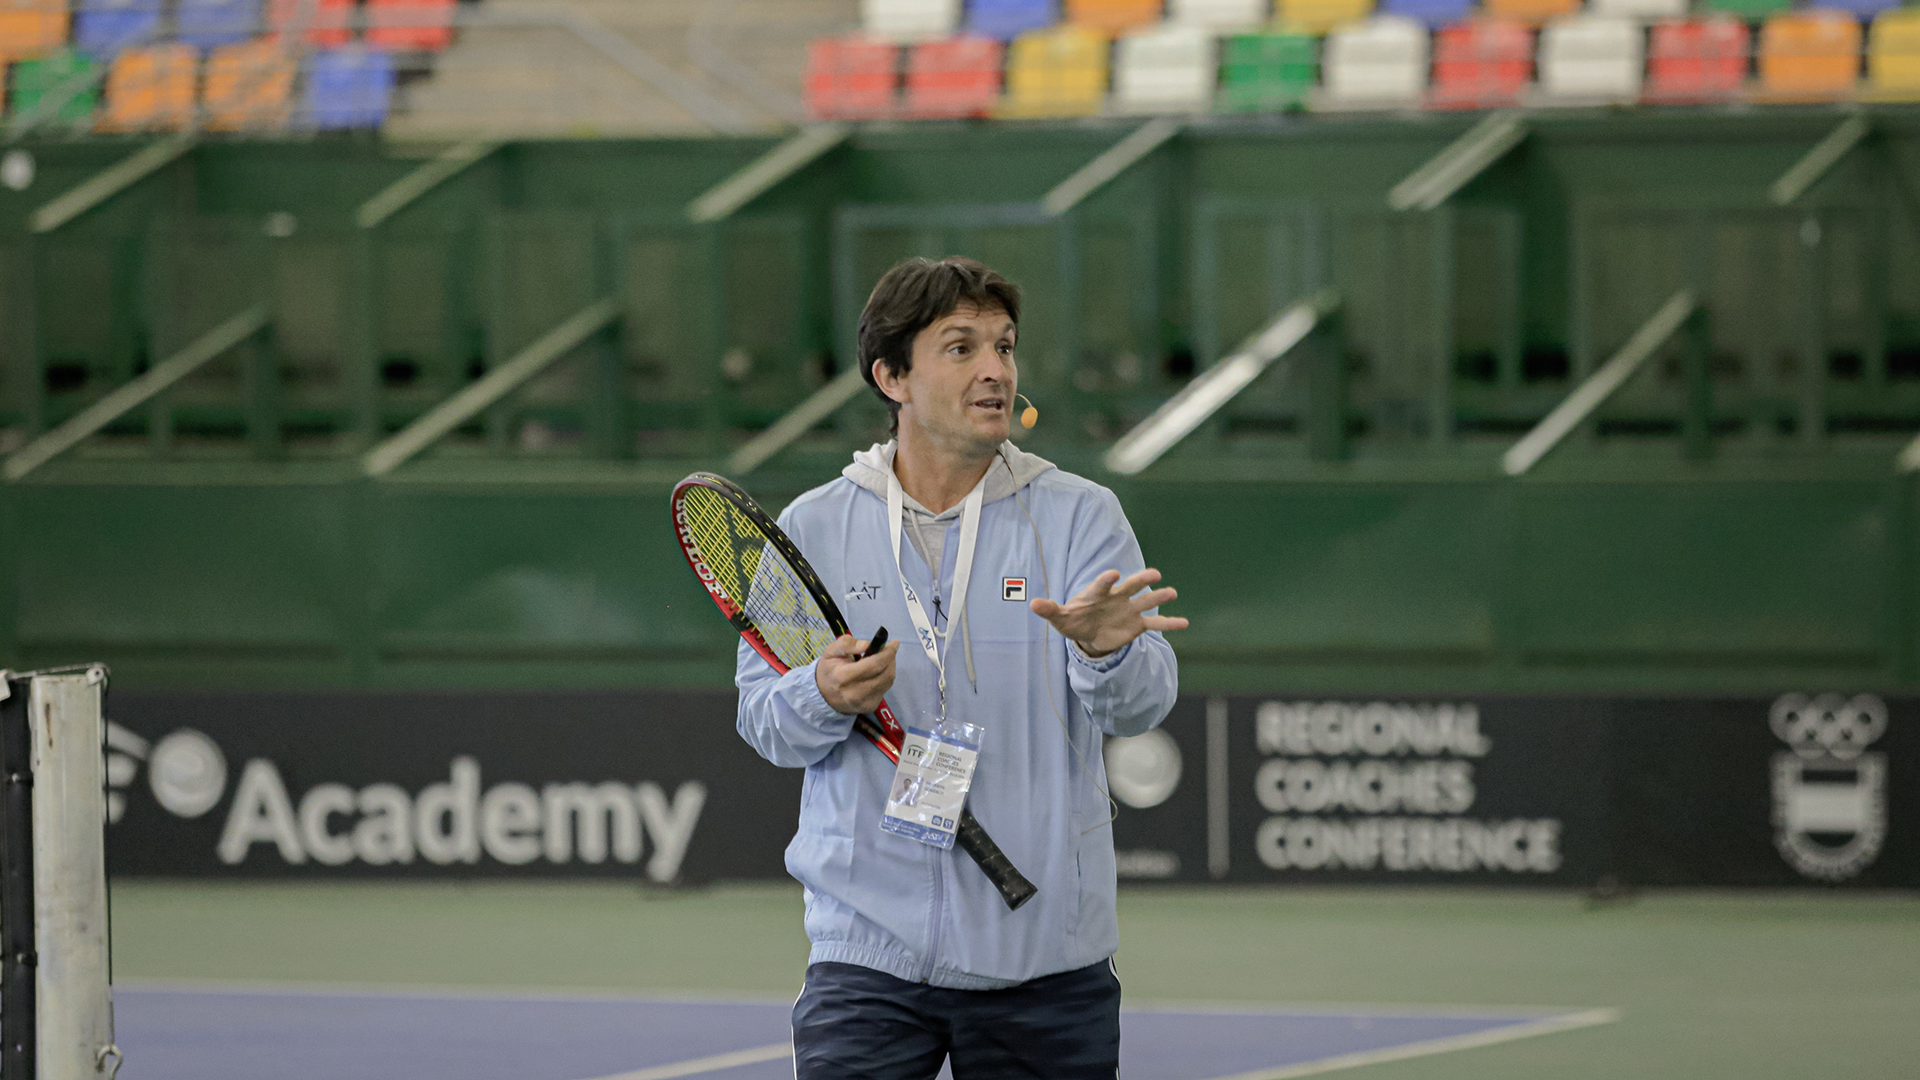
792,959,1122,1080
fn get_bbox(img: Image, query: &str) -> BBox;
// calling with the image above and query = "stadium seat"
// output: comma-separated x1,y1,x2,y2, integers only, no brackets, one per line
1319,14,1427,107
863,0,962,42
1821,0,1898,19
1588,0,1686,19
1480,0,1578,27
1701,0,1790,21
9,47,97,123
0,0,70,62
803,35,898,119
1064,0,1161,35
1168,0,1269,32
1218,29,1317,110
1866,7,1920,100
267,0,353,48
1277,0,1373,36
1380,0,1469,29
306,46,394,127
1643,15,1747,103
1756,10,1861,102
967,0,1056,39
1429,18,1534,109
203,37,294,128
1537,15,1642,100
1113,21,1215,112
175,0,258,49
998,23,1108,117
366,0,455,51
74,0,160,58
904,34,1002,117
99,41,194,130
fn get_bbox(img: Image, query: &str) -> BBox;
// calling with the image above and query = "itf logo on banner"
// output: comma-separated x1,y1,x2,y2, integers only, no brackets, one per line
1769,693,1889,882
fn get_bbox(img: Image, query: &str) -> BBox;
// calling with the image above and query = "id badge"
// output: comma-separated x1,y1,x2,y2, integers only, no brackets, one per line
879,719,983,849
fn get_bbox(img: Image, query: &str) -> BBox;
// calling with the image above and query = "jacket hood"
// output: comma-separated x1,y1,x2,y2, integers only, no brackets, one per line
842,440,1056,516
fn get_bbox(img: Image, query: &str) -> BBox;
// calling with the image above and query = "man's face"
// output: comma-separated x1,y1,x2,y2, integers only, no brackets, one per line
882,303,1018,455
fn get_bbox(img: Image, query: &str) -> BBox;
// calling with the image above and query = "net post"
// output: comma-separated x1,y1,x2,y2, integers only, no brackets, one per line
1,673,37,1079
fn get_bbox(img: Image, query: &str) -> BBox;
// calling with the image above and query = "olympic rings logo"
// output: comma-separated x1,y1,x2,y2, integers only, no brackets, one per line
1769,693,1887,761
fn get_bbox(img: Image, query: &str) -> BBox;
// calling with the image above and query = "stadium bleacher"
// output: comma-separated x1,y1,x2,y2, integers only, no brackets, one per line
0,0,453,132
801,0,1915,118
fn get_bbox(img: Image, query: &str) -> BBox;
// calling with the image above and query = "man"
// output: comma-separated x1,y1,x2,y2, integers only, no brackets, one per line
736,256,1186,1079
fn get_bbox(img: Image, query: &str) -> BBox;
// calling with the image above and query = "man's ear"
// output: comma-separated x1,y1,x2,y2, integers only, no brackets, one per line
872,359,909,407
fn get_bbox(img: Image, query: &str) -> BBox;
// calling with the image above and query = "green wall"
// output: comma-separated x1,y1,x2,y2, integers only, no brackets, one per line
3,110,1920,692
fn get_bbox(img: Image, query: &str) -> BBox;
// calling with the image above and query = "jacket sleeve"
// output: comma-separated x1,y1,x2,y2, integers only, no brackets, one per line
1062,487,1180,738
735,638,857,768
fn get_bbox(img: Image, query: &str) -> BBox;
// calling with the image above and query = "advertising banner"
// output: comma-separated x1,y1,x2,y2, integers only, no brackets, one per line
104,689,1916,888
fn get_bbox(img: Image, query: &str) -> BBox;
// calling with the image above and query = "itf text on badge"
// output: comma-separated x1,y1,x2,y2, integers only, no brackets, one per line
880,719,984,849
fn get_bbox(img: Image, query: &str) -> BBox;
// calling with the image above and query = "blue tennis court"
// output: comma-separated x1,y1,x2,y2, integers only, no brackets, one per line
113,984,1616,1080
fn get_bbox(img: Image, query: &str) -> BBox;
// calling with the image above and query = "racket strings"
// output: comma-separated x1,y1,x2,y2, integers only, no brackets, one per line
679,486,837,668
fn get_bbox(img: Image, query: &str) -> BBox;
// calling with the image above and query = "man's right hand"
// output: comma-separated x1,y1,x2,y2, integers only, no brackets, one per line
815,634,900,716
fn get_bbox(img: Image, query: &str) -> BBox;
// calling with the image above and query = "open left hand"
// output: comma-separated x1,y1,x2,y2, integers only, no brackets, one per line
1028,568,1189,658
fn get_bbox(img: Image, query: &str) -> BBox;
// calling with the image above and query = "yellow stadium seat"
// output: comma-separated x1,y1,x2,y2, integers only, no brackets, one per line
1866,8,1920,101
100,43,197,131
998,24,1110,118
0,0,68,63
1276,0,1372,35
203,39,296,130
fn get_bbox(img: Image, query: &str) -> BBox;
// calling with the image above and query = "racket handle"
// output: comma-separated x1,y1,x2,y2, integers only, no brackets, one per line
956,808,1039,911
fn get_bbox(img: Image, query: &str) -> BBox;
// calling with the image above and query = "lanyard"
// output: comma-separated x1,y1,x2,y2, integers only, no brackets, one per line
886,467,985,716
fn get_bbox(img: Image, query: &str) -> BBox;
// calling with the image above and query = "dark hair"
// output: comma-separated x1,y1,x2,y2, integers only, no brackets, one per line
857,256,1021,435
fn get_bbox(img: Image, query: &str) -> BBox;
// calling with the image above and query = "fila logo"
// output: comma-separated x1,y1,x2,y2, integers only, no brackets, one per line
1002,577,1027,602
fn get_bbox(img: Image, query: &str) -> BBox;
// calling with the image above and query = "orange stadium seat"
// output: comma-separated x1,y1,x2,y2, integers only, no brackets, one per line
366,0,455,51
1644,15,1748,103
1429,19,1534,109
0,0,69,63
267,0,353,48
202,38,295,129
99,41,196,130
1756,10,1861,102
998,23,1109,117
804,35,899,119
1065,0,1161,35
904,35,1003,118
1480,0,1578,27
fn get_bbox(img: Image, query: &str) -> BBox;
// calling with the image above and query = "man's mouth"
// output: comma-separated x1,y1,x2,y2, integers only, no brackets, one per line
970,396,1005,413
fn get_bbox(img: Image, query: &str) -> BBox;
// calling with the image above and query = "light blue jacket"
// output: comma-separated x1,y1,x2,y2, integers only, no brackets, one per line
735,442,1179,989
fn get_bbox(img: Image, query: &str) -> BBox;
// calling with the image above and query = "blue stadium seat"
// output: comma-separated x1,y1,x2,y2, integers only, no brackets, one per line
305,47,395,129
1380,0,1470,28
968,0,1056,40
176,0,261,50
73,0,161,58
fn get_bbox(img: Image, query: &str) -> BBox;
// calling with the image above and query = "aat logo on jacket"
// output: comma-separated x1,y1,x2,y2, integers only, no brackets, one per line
1769,693,1888,882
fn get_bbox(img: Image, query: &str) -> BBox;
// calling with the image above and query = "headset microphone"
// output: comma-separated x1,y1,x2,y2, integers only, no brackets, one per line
1016,394,1038,429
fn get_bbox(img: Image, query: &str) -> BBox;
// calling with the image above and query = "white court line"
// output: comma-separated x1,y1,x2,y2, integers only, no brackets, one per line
1200,1008,1622,1080
575,1042,791,1080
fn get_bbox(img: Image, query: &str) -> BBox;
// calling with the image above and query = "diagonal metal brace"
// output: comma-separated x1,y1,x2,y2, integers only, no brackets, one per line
1042,118,1180,217
1388,112,1528,212
1502,290,1696,476
688,123,850,224
1770,116,1871,207
4,305,269,480
356,140,502,230
1105,289,1341,475
362,298,621,476
29,134,196,234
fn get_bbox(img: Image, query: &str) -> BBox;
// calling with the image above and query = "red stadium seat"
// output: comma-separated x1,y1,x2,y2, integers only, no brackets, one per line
1429,19,1534,109
1644,16,1749,103
367,0,455,52
267,0,354,48
805,35,899,120
904,35,1004,118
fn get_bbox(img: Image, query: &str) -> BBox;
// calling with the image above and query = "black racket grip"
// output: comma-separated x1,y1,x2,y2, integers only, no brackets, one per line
857,626,890,658
956,808,1038,910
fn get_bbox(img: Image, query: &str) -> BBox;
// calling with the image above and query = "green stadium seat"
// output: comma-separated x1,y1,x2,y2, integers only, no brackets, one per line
1218,30,1317,111
9,46,96,123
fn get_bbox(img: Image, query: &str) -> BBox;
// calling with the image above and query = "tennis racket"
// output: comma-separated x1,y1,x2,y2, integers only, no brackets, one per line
672,471,1037,911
